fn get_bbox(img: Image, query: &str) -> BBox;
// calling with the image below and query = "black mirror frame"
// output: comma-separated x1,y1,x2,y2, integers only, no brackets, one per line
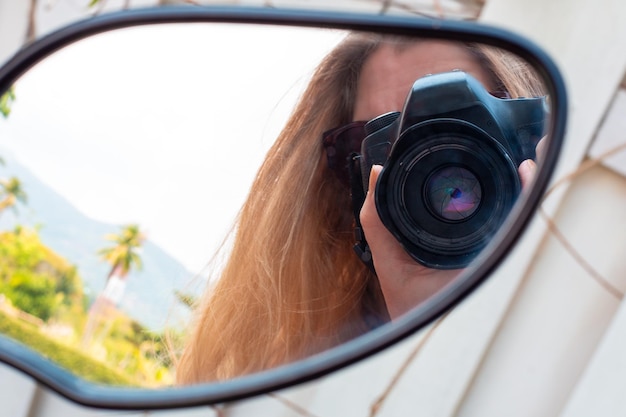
0,5,567,410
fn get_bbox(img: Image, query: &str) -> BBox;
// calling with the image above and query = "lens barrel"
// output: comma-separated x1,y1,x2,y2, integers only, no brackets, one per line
375,119,521,269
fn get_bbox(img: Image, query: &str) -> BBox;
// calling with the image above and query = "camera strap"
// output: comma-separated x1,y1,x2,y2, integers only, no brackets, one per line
348,152,376,274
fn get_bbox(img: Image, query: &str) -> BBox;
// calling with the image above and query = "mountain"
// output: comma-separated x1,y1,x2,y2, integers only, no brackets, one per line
0,149,195,330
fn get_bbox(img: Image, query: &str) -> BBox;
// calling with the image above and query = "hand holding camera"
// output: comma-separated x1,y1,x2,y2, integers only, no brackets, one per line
356,70,546,271
353,70,546,318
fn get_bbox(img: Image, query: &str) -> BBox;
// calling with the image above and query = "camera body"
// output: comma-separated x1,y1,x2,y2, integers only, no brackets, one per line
359,71,546,269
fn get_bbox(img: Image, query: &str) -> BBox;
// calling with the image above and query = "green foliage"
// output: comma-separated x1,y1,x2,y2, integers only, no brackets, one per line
0,227,84,321
174,289,196,308
98,224,145,279
0,177,28,215
0,87,15,118
87,307,175,385
0,226,175,386
2,271,57,321
0,310,134,386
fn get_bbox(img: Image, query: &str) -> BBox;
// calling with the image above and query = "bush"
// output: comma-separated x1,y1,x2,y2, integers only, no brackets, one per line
0,310,135,386
0,227,85,322
1,271,57,320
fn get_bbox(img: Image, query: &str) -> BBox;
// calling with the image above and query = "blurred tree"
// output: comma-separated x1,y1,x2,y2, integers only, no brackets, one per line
0,87,15,118
173,289,196,309
0,227,85,322
98,224,145,288
0,177,27,217
83,224,145,347
4,271,57,321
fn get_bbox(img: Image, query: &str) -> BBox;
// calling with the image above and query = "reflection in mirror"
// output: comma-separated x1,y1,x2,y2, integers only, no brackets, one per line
0,23,551,388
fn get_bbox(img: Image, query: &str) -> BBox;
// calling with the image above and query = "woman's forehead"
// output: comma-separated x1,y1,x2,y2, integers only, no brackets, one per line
353,40,495,120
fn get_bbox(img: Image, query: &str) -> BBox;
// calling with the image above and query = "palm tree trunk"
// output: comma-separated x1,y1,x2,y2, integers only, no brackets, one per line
82,265,128,347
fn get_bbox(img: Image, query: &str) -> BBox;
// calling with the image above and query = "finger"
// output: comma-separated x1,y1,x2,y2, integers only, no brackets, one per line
360,165,412,265
518,159,537,189
535,135,548,163
367,164,381,195
360,164,385,232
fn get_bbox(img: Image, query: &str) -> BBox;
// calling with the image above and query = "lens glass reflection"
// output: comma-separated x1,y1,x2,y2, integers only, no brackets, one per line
426,165,482,221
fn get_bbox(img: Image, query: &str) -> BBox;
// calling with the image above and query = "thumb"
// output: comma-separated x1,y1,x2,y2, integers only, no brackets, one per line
361,164,385,233
367,164,383,196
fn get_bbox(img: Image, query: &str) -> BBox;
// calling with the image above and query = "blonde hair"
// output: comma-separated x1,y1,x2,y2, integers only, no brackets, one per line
175,33,544,384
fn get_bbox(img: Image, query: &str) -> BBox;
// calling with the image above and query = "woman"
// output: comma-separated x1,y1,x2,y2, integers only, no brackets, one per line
176,33,545,383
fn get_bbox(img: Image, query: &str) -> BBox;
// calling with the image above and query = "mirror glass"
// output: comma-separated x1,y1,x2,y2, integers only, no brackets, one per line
0,23,553,388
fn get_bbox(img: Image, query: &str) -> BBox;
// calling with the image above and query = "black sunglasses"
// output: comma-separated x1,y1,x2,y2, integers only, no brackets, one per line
322,121,368,185
321,90,512,185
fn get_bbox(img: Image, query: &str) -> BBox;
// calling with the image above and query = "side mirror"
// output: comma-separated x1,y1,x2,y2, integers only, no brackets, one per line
0,6,567,410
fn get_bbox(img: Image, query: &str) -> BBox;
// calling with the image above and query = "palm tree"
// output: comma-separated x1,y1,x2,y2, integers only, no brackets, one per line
82,224,145,347
98,224,145,285
0,177,27,217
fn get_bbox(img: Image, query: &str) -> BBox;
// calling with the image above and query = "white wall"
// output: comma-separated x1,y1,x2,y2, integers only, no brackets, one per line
1,0,626,416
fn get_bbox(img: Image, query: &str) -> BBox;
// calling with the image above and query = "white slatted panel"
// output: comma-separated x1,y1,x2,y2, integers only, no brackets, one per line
454,0,626,415
560,274,626,417
0,2,29,66
0,364,38,417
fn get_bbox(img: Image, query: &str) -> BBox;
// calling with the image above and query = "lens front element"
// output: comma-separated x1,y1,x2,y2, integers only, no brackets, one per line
425,166,482,221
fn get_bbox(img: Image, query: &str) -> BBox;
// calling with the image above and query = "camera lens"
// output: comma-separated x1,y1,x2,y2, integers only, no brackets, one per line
425,166,481,221
375,120,521,269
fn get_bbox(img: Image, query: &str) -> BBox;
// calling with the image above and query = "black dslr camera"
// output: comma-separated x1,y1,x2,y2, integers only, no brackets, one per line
356,71,546,270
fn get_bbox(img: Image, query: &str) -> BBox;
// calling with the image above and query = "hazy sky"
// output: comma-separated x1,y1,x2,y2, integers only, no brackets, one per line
0,23,346,272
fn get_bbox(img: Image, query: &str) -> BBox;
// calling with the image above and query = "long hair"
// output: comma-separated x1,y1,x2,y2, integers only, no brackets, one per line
175,33,545,384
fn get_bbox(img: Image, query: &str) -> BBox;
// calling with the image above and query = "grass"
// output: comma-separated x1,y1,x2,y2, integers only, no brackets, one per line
0,310,136,386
